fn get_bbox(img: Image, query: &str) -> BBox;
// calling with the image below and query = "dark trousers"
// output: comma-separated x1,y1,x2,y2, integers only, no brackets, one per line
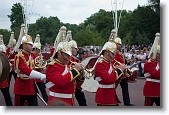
75,88,87,106
36,82,48,103
120,78,131,105
138,62,144,77
144,97,160,106
15,94,38,106
8,70,17,86
1,87,13,106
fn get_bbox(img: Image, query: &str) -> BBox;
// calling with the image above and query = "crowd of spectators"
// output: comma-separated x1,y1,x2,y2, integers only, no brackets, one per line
41,43,152,77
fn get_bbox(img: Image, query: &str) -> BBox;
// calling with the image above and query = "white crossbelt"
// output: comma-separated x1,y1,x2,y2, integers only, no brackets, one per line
146,78,160,83
49,91,73,98
98,84,115,88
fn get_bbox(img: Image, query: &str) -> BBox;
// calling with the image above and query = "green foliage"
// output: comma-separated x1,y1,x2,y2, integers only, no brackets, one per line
0,29,11,45
74,27,104,46
7,3,24,39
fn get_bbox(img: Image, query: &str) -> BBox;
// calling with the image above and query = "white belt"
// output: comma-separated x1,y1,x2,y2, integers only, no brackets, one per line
144,73,151,77
146,78,160,83
9,59,14,61
98,84,115,88
49,91,73,98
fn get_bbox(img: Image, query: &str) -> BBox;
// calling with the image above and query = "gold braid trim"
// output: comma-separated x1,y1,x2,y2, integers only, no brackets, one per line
15,51,31,80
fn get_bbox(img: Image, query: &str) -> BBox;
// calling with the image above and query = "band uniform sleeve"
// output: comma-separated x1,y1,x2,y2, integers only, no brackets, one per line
46,64,73,87
144,60,160,79
70,68,81,80
115,68,124,79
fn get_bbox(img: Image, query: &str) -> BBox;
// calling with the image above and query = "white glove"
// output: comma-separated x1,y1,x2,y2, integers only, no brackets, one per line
29,70,46,81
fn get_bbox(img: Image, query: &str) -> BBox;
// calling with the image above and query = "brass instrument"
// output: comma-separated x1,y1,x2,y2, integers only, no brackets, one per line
34,55,47,69
70,61,93,79
113,59,133,78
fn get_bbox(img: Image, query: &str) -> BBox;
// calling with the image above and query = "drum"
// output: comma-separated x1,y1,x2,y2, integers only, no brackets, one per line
0,53,10,83
127,67,138,83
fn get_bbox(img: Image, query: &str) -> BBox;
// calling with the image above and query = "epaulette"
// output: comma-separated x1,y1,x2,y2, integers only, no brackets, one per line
16,51,24,58
148,59,151,63
97,57,103,63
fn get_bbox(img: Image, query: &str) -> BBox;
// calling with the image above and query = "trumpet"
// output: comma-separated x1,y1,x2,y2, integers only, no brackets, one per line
113,59,133,78
70,61,94,79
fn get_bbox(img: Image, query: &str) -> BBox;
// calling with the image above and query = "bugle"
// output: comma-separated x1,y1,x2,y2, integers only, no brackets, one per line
70,61,94,79
113,59,133,78
113,59,138,83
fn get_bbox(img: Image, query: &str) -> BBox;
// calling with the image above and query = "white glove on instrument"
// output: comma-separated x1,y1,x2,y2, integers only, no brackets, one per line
29,70,46,81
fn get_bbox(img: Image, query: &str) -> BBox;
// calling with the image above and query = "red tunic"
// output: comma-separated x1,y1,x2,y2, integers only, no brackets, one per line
14,51,35,95
31,53,43,83
95,57,119,105
143,59,160,97
115,51,127,78
50,47,55,57
69,56,84,89
6,47,15,71
46,59,76,106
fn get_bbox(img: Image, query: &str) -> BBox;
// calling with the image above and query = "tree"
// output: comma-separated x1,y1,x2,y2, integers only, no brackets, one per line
0,29,11,45
148,0,160,12
74,28,104,46
7,3,24,39
28,16,61,44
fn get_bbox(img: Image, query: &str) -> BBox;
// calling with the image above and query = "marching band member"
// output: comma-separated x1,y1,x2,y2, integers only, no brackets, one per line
14,34,46,106
143,33,160,106
0,34,13,106
31,34,48,103
6,31,17,85
114,37,134,106
94,41,126,106
69,39,87,106
46,41,83,106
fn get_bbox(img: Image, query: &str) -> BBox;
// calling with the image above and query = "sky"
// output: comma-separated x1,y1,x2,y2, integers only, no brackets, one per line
1,0,148,30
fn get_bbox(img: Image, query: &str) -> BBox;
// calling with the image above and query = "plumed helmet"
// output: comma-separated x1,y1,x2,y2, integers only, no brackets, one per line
13,24,26,52
109,29,117,42
0,35,4,45
12,39,16,46
66,30,72,41
115,37,122,45
21,35,33,45
56,41,72,56
99,41,117,55
0,35,6,53
51,26,67,60
7,31,16,47
69,40,78,49
33,34,41,49
53,26,67,48
148,33,160,59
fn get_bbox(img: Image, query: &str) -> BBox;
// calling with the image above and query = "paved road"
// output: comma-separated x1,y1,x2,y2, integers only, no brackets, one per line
0,76,147,107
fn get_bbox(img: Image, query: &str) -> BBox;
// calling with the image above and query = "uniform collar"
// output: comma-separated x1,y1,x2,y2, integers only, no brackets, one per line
55,59,65,66
102,56,110,63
